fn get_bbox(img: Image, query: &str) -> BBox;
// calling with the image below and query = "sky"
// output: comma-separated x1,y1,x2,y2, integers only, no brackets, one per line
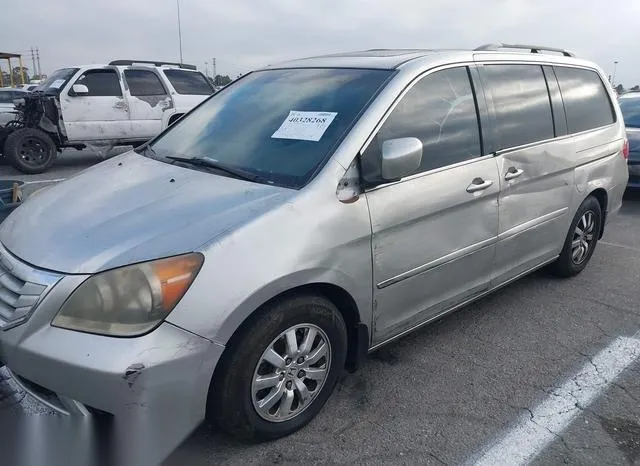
3,0,639,87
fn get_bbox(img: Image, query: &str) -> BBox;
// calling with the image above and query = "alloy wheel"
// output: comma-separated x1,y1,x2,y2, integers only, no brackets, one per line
251,323,331,422
571,210,596,264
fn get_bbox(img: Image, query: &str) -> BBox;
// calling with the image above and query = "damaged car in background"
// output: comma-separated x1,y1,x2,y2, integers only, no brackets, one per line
0,60,214,173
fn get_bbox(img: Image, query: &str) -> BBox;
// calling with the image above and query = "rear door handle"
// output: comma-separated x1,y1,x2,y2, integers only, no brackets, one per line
466,178,493,193
504,167,524,181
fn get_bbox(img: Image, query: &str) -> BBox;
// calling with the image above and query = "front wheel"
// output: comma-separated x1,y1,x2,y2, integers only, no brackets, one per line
209,294,347,440
3,128,57,174
549,196,602,277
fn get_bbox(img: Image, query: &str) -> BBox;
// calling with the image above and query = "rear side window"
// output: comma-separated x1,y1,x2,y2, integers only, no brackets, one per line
163,69,213,95
554,67,616,134
74,69,122,97
481,64,554,150
361,66,482,181
124,70,167,96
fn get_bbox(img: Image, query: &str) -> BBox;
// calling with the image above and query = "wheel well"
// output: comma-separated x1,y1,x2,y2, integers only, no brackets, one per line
589,188,608,238
168,113,184,125
206,283,368,415
216,283,366,371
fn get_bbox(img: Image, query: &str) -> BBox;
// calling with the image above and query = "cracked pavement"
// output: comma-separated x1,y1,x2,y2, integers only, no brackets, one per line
2,160,640,465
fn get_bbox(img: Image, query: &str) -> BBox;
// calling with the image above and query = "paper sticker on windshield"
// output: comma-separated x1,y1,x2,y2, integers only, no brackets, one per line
50,79,66,89
272,111,338,142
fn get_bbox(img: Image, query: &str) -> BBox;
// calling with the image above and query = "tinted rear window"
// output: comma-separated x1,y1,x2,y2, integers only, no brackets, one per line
619,98,640,128
554,67,615,134
163,69,213,95
481,64,554,150
124,69,167,96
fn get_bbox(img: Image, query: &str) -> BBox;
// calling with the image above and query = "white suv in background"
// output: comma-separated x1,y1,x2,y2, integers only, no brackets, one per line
0,60,214,173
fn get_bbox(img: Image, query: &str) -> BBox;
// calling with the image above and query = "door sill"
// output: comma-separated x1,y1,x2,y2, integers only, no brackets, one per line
368,256,558,352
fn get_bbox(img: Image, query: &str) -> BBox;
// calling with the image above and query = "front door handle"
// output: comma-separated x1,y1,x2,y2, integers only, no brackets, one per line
504,167,524,181
466,178,493,193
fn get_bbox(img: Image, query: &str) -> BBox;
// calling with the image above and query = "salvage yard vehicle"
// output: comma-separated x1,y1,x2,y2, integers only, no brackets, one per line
0,45,629,449
0,60,214,174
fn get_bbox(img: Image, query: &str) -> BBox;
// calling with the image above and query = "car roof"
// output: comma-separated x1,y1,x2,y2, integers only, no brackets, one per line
262,49,467,70
0,88,26,92
260,48,599,72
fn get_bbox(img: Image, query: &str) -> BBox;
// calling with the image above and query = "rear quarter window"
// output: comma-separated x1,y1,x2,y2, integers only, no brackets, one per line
554,66,616,134
162,69,214,95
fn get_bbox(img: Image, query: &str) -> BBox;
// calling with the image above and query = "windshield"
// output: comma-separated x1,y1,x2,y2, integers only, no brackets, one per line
37,68,79,95
149,68,392,188
620,98,640,128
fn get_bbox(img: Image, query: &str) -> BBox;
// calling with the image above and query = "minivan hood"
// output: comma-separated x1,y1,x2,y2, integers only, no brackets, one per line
0,152,294,274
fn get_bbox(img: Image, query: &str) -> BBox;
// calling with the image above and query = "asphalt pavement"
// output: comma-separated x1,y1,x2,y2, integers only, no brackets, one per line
1,153,639,465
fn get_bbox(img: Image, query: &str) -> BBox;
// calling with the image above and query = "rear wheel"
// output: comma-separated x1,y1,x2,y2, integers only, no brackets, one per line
549,196,602,277
209,294,347,440
4,128,57,174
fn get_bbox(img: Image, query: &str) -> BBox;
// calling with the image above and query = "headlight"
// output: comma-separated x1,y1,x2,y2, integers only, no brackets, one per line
52,253,203,337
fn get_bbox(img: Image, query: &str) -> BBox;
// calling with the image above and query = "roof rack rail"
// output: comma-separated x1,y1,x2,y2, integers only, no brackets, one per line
108,60,197,70
474,43,575,57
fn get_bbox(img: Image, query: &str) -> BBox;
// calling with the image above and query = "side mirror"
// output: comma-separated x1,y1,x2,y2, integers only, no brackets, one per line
71,84,89,96
381,137,422,180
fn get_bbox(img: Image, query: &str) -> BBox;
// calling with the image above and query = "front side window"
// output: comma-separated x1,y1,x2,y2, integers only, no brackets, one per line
163,69,213,95
74,69,122,97
361,67,482,182
620,98,640,128
124,69,167,96
554,66,616,134
149,68,392,188
481,64,554,150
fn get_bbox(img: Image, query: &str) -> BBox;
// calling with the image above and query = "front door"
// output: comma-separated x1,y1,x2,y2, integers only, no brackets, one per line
61,68,129,141
361,66,500,345
478,64,574,285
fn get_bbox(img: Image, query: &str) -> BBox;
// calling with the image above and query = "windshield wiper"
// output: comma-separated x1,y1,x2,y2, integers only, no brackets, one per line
166,155,265,183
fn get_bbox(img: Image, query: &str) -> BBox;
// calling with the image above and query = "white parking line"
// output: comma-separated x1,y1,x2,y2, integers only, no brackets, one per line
599,240,640,254
470,332,640,466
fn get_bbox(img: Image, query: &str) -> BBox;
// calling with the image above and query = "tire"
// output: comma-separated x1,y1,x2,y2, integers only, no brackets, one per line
549,196,602,277
4,128,57,174
209,294,347,441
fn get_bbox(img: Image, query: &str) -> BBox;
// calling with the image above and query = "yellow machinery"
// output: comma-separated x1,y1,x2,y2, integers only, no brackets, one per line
0,52,26,87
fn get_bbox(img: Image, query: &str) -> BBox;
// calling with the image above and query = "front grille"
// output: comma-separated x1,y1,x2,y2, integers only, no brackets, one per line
0,244,61,330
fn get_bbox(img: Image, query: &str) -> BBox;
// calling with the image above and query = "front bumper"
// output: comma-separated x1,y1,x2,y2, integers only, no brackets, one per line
0,245,225,463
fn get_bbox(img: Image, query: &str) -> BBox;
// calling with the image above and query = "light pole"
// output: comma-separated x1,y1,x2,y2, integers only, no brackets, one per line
176,0,183,65
612,61,619,87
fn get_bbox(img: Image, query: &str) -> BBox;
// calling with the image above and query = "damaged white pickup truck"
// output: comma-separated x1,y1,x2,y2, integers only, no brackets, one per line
0,60,214,174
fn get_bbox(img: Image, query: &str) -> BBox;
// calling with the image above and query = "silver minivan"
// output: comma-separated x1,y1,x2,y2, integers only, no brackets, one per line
0,45,629,447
